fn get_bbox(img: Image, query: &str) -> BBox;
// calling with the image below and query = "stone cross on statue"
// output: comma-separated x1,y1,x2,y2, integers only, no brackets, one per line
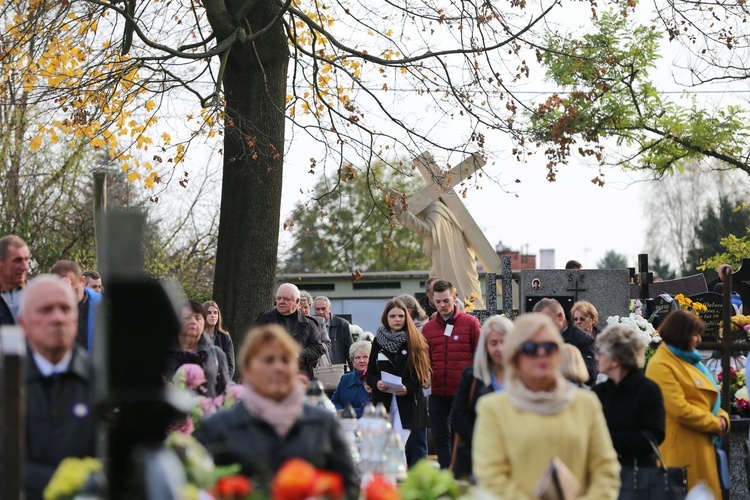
395,152,502,309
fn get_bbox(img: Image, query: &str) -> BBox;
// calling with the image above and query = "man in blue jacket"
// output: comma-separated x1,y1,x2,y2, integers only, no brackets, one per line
51,260,103,353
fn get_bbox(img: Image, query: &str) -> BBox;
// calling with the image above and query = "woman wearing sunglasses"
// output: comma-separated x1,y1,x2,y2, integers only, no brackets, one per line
473,313,620,498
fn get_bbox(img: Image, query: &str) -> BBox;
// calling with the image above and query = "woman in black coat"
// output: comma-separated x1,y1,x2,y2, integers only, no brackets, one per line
196,324,359,498
366,299,431,455
164,300,229,398
450,315,513,478
593,324,666,466
203,300,236,379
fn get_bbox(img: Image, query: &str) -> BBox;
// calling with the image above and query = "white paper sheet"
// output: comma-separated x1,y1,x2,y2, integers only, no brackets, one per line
380,371,403,394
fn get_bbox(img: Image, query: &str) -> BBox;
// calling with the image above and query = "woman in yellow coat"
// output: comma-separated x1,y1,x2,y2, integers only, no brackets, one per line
473,313,620,499
646,310,729,498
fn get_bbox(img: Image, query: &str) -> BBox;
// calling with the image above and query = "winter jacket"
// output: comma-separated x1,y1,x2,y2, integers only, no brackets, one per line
422,310,481,396
365,338,429,429
255,309,325,379
331,370,371,417
83,288,103,353
210,331,236,380
328,314,353,366
195,402,359,499
164,333,230,397
562,324,598,385
25,346,96,500
592,369,665,466
646,343,729,498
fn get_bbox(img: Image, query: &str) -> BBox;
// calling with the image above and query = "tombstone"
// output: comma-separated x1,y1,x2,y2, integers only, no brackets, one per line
632,273,708,300
471,273,501,324
649,293,678,328
0,327,25,500
519,269,631,330
689,292,724,341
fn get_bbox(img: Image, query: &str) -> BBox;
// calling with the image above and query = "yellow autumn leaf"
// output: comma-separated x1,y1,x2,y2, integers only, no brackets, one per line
145,100,155,111
126,171,141,182
30,136,42,152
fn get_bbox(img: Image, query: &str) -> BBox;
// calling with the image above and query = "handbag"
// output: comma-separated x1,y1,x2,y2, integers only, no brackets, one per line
618,433,687,500
715,445,731,491
449,376,477,477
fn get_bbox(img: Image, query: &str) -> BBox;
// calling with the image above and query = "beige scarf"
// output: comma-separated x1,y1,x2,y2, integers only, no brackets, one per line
242,382,304,437
506,375,576,415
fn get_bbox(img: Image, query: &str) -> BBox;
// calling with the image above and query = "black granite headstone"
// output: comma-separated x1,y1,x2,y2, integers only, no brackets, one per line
647,293,678,329
689,292,724,342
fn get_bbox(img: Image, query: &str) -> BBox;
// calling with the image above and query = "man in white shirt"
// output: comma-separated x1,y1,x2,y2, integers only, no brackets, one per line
20,275,96,500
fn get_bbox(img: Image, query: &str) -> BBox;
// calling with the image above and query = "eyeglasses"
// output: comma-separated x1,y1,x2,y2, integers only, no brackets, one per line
518,341,559,357
573,316,591,322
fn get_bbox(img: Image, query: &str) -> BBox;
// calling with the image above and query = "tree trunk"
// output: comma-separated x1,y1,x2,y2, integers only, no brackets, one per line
212,0,289,358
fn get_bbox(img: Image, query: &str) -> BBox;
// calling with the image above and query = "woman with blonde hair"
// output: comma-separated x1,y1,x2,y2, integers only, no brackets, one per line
203,300,235,378
571,300,600,337
450,314,513,478
560,344,589,387
474,313,620,498
366,299,431,454
196,324,359,497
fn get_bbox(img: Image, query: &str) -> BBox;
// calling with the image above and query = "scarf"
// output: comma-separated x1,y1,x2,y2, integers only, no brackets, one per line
376,326,406,353
242,381,304,438
506,375,576,415
667,344,721,416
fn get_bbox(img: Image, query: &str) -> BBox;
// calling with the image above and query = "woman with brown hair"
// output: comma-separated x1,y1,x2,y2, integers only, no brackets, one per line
646,310,729,498
366,299,431,453
196,324,359,497
204,300,235,378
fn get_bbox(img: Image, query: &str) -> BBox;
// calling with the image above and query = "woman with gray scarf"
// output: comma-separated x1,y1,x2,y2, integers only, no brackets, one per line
366,299,431,453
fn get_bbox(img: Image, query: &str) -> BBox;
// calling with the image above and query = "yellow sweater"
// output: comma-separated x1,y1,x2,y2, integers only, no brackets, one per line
473,388,620,499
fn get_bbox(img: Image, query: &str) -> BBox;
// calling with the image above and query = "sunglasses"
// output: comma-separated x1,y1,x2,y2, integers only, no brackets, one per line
518,341,559,357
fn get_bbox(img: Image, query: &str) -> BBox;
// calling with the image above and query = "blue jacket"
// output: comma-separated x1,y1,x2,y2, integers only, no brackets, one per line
85,288,103,353
331,370,371,418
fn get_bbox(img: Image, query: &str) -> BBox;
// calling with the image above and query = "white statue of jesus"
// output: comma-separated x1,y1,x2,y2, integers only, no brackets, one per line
395,199,485,309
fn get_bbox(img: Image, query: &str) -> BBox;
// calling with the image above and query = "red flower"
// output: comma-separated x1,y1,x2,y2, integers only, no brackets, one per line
310,470,345,499
363,474,400,500
271,458,318,500
213,475,252,499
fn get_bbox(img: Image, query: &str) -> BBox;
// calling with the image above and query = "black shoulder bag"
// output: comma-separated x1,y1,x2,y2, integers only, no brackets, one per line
618,432,687,500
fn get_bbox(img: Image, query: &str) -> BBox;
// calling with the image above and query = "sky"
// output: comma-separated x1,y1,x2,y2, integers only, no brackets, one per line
277,138,650,270
154,0,748,274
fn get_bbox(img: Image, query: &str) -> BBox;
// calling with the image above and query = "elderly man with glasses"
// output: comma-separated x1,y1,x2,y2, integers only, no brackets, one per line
255,283,325,380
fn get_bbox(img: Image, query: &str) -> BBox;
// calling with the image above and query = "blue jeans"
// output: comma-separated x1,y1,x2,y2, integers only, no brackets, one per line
405,427,428,467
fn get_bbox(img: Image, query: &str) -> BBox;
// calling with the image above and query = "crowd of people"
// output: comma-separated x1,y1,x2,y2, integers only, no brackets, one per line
1,231,735,499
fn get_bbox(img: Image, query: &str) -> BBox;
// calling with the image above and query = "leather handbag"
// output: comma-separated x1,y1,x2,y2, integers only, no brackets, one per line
715,446,731,491
617,433,687,500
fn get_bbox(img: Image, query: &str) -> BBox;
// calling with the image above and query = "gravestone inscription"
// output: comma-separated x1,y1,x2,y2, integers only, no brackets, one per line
689,292,724,341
